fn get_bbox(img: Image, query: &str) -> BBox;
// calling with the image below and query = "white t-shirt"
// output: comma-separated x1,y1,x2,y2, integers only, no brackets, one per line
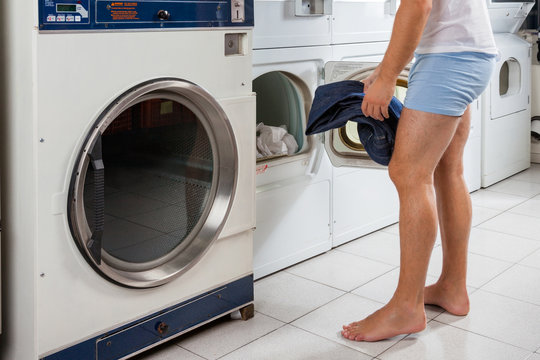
416,0,498,54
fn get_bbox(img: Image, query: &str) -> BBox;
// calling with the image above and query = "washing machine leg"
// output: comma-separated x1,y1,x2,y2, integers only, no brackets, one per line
239,303,255,321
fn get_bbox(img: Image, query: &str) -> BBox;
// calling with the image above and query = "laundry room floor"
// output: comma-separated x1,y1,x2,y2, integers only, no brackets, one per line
136,164,540,360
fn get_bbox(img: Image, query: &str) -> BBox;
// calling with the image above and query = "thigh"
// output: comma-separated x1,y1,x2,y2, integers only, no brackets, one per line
436,106,471,174
390,107,462,179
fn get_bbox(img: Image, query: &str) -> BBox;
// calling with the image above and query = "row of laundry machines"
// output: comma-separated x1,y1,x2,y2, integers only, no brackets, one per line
0,0,535,359
251,0,536,279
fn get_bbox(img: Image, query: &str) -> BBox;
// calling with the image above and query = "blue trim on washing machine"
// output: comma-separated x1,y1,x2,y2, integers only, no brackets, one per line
40,275,254,360
38,0,254,31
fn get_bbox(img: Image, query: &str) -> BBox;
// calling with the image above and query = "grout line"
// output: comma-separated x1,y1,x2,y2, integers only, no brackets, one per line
287,322,375,359
176,344,211,360
214,323,289,360
430,319,538,353
476,286,540,309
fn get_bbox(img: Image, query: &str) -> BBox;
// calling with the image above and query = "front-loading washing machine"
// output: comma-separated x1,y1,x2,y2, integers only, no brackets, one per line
0,1,256,359
482,32,532,186
252,46,334,279
328,42,484,246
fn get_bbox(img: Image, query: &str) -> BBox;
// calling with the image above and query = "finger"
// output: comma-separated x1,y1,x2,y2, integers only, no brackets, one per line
361,99,369,117
366,103,375,119
372,104,383,121
382,104,390,119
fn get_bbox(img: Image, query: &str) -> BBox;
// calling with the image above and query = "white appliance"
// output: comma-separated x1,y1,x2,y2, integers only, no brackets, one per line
521,30,540,164
464,98,483,192
253,0,331,49
482,33,532,186
0,1,256,359
329,42,483,247
331,0,398,45
252,46,334,279
327,43,401,247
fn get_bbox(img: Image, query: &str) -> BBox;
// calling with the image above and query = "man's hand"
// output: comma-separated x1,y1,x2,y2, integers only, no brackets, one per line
361,75,396,121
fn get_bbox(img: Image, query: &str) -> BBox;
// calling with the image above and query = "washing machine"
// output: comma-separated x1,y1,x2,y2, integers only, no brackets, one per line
253,0,332,49
482,32,532,187
328,43,484,247
252,46,334,279
0,1,256,359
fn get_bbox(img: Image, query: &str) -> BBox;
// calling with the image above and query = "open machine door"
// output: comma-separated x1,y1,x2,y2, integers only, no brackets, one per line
322,61,409,168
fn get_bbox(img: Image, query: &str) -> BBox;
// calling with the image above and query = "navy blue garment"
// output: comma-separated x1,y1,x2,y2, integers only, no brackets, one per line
306,80,403,166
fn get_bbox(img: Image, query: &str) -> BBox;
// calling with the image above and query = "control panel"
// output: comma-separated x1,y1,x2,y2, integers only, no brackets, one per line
39,0,254,31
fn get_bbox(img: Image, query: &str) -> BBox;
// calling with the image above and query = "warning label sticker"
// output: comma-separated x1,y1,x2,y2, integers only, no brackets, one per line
109,2,139,21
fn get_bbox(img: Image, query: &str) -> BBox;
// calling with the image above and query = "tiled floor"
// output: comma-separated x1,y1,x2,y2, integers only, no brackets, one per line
136,164,540,360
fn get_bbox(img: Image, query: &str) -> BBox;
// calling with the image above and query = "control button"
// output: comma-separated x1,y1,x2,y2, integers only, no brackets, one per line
47,15,56,22
66,15,75,22
75,15,82,22
56,15,66,22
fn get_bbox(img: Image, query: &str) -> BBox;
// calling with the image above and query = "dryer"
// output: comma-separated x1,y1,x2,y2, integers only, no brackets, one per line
331,0,398,45
482,33,532,186
253,0,332,49
329,43,483,247
1,1,255,359
252,46,334,279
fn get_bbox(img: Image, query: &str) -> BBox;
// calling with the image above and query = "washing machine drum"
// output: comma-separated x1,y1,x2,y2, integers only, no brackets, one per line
68,79,237,288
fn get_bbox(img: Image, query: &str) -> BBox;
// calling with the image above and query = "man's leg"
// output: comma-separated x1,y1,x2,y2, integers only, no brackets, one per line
341,107,462,342
424,106,472,316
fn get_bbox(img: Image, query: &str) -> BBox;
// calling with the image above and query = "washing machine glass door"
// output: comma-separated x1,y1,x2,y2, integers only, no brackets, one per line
322,61,408,168
68,79,237,288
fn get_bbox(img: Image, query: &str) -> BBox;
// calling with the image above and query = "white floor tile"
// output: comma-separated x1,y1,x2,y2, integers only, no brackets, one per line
520,248,540,269
470,189,528,211
482,264,540,306
286,250,395,292
509,195,540,218
478,212,540,241
378,321,530,360
484,179,540,198
381,223,400,235
468,228,540,263
292,293,407,357
527,353,540,360
436,290,540,351
134,344,204,360
337,231,401,266
351,268,443,320
509,165,540,184
254,272,344,323
427,247,512,288
176,313,284,360
220,325,371,360
471,206,502,226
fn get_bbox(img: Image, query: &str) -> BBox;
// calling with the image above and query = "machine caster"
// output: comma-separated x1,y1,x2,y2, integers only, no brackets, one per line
239,303,255,321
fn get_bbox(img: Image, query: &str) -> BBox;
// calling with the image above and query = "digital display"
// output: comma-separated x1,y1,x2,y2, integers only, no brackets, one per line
57,4,77,12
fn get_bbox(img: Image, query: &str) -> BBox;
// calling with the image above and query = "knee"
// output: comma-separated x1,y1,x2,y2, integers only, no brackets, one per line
434,157,464,183
388,160,433,191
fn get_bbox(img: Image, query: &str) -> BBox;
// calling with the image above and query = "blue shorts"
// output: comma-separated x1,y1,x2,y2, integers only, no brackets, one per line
404,52,497,117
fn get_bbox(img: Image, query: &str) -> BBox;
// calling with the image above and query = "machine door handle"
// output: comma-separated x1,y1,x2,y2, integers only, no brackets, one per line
157,10,171,20
87,135,105,265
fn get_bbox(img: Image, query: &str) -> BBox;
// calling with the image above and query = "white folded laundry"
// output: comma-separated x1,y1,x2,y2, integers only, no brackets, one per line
256,122,299,158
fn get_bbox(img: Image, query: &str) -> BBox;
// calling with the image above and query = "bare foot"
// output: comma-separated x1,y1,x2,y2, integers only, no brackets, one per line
424,281,469,316
341,301,426,342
